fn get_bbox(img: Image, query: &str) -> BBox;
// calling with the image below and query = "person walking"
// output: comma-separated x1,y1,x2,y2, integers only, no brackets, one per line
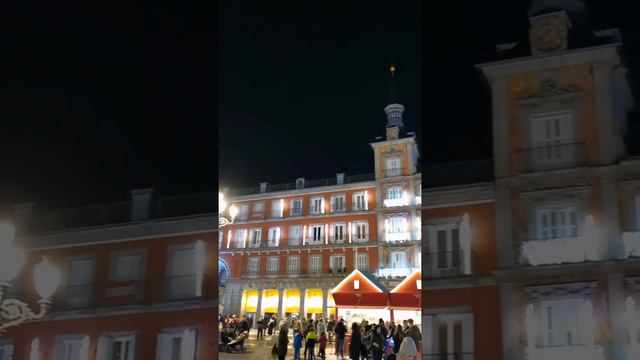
370,325,386,360
318,332,328,360
276,324,290,360
349,323,362,360
268,315,277,336
407,319,422,353
335,319,347,360
306,326,318,360
294,330,304,360
393,324,404,354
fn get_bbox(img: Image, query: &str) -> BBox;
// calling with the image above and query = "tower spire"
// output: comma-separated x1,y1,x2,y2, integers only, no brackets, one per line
384,65,405,140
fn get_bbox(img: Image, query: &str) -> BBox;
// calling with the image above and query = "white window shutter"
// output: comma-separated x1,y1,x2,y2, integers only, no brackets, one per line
156,334,172,360
96,336,112,360
460,214,471,275
579,300,596,347
29,338,40,360
80,336,90,360
180,329,197,360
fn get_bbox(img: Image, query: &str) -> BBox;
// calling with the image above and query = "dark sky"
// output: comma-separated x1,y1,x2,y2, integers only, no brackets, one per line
219,1,422,190
0,2,217,209
1,1,637,209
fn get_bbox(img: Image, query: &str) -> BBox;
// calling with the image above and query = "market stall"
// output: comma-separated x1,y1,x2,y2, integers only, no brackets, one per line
388,270,422,324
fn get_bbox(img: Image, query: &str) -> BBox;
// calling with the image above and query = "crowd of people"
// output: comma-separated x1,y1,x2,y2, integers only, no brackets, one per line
220,313,422,360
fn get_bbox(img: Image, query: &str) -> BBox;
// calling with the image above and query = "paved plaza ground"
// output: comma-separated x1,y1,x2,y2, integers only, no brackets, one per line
219,331,346,360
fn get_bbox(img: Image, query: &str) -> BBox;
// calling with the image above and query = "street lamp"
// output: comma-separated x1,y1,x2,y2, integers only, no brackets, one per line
0,221,61,333
219,192,238,228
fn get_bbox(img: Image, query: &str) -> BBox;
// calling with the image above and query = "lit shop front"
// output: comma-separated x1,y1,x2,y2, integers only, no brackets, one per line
331,270,391,325
239,288,337,320
389,270,422,327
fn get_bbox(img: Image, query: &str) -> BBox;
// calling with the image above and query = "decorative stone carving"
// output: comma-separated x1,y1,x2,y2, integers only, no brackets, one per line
525,281,598,301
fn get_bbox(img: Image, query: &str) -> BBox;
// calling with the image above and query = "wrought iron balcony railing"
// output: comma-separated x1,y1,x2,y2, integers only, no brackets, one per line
520,142,585,173
424,250,469,278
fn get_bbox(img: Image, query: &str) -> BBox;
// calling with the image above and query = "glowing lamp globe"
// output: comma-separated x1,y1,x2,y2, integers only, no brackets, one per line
0,221,16,247
34,258,61,299
0,244,25,282
229,205,239,219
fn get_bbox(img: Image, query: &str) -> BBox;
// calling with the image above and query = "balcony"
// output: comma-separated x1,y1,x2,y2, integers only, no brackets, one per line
386,232,411,242
64,284,96,309
385,168,403,177
622,231,640,258
424,251,470,278
527,345,605,360
376,267,417,279
164,275,200,301
520,234,600,266
102,280,145,306
521,142,585,173
384,197,409,208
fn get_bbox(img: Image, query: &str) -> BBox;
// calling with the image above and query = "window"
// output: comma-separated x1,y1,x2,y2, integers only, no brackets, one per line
287,257,300,274
435,225,461,270
55,336,89,360
386,157,402,176
530,112,575,167
536,205,578,239
309,225,323,244
66,258,95,309
97,334,136,360
356,254,369,271
288,226,302,246
290,199,303,216
0,343,14,360
249,228,262,248
387,186,403,200
353,193,367,211
156,329,197,360
330,255,346,273
235,229,247,248
390,251,407,268
353,222,369,242
331,223,346,243
424,313,474,359
110,253,142,282
239,204,249,220
271,200,283,218
252,202,264,215
247,258,260,275
387,216,407,234
540,299,583,347
636,194,640,229
309,255,322,274
311,197,324,214
166,246,197,300
331,195,345,212
268,227,280,247
267,257,279,275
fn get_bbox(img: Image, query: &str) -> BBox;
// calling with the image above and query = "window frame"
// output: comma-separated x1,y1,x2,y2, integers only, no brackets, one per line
331,194,346,213
290,198,303,216
310,197,324,214
352,192,368,211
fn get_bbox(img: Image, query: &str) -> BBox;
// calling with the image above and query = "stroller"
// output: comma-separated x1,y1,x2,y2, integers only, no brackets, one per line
225,331,249,353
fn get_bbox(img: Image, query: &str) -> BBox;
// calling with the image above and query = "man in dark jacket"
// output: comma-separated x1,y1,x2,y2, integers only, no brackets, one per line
407,319,422,350
335,319,347,360
349,323,361,360
276,324,289,360
370,325,386,360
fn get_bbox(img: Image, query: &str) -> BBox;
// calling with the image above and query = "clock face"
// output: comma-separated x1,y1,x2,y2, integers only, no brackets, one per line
529,16,568,52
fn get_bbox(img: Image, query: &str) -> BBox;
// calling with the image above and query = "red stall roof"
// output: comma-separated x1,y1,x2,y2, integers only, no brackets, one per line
388,270,421,310
331,269,389,308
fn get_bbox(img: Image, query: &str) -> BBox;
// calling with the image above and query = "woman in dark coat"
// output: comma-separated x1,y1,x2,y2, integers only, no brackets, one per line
276,324,289,360
349,323,362,360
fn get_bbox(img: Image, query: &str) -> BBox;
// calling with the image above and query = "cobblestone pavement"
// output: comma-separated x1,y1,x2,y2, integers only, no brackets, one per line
219,332,346,360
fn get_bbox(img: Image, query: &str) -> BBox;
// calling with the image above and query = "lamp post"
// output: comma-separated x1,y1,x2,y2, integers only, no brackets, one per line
0,221,61,333
219,192,238,228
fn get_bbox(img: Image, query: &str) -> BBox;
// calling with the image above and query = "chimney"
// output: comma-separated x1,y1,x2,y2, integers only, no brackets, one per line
13,203,35,236
260,182,268,193
336,173,345,185
130,188,154,221
296,178,305,189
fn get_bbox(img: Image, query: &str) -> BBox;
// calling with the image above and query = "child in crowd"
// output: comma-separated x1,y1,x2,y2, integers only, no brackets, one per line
318,332,327,360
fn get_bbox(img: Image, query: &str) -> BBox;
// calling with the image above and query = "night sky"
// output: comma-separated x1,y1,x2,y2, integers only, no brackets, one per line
1,1,638,210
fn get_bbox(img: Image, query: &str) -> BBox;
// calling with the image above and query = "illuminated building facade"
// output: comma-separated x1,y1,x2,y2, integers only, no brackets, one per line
0,190,217,360
421,1,640,359
219,68,422,324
